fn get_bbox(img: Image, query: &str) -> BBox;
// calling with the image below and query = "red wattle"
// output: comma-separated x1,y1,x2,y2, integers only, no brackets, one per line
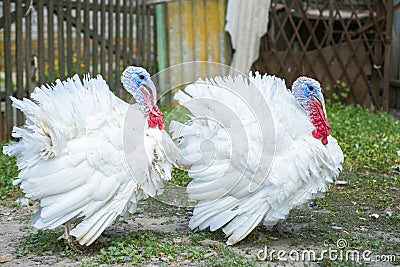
312,129,322,139
147,105,164,130
306,100,330,145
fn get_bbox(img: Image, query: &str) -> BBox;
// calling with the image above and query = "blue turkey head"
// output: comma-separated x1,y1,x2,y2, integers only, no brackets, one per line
292,76,331,145
121,66,157,109
291,76,326,115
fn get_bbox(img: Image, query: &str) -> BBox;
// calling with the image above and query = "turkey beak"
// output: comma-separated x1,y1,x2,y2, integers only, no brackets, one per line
312,93,327,118
143,79,157,105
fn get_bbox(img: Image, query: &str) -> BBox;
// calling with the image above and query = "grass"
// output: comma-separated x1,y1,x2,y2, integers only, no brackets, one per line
327,102,400,174
169,168,191,187
0,142,19,204
95,230,180,264
15,229,68,258
1,101,399,266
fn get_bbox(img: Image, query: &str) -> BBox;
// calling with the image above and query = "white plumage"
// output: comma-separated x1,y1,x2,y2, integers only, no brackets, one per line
170,72,344,245
3,67,177,246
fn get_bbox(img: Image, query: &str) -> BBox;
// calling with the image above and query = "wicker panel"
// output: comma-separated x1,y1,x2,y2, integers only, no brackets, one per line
254,0,393,109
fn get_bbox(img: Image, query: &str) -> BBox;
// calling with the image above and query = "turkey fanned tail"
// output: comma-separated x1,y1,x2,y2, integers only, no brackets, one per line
171,73,344,245
3,74,173,246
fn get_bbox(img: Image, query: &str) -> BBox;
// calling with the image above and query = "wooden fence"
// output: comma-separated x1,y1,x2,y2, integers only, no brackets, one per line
390,0,400,108
254,0,394,110
0,0,156,142
1,0,397,142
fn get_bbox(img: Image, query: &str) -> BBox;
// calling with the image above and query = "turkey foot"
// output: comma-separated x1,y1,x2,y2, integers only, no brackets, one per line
273,223,287,236
58,221,83,252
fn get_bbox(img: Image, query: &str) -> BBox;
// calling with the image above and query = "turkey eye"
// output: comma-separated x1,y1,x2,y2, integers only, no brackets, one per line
139,75,145,80
309,86,315,91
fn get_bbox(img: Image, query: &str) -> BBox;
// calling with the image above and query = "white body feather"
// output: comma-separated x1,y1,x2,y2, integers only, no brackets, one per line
3,74,175,245
170,73,344,245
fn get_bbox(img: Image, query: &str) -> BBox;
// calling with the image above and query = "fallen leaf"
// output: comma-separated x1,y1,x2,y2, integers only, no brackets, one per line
0,254,13,263
342,230,350,236
201,239,224,248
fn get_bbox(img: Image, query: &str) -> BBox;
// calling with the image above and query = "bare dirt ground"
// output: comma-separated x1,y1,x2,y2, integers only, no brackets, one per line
1,198,398,267
0,201,190,267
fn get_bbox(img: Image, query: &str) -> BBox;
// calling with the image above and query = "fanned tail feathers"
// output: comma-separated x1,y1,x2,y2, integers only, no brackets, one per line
2,74,147,246
172,72,344,245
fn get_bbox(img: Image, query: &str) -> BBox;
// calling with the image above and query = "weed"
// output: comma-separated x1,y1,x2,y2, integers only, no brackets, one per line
15,229,70,258
325,80,351,104
327,103,400,174
205,246,258,267
0,143,19,203
96,230,181,264
169,168,191,187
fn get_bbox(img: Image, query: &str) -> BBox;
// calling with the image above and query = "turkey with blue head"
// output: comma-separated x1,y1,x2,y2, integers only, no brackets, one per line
170,73,344,245
3,66,179,246
292,76,330,145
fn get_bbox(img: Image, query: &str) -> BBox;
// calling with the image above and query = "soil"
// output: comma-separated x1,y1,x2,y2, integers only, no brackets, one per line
0,201,190,267
1,200,398,267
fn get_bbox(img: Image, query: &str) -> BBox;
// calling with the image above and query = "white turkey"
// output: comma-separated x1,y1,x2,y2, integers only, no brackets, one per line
3,66,178,246
170,73,344,245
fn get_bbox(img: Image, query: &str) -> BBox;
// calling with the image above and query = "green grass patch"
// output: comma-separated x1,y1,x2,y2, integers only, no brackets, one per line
159,103,191,132
169,168,191,187
15,229,72,258
327,103,400,174
205,246,258,267
95,230,258,266
96,230,179,264
0,142,19,203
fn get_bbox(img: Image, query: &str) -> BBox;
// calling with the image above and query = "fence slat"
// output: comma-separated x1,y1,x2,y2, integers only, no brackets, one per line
47,0,55,82
16,0,24,125
75,0,82,74
92,0,98,74
66,0,73,74
108,0,114,86
84,0,90,74
3,0,13,142
135,0,141,66
121,0,128,100
100,0,106,75
383,0,394,111
25,1,32,96
145,2,150,70
37,1,45,84
129,0,134,65
115,0,121,94
57,0,65,79
122,0,128,62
